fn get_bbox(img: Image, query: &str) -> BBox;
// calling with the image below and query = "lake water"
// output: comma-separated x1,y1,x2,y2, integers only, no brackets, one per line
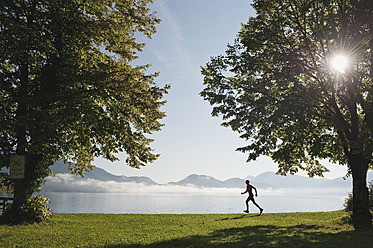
40,192,346,214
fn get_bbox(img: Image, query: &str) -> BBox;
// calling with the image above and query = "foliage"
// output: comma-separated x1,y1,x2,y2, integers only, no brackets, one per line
0,0,168,174
0,172,10,193
1,211,373,247
201,0,373,230
345,181,373,213
0,0,168,223
1,195,51,224
201,0,373,176
0,185,6,193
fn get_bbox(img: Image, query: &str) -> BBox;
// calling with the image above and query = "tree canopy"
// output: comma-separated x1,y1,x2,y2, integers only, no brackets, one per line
201,0,372,230
0,0,168,223
202,0,373,176
0,0,168,172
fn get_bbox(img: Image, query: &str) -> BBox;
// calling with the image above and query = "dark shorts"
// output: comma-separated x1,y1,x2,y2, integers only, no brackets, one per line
246,195,254,201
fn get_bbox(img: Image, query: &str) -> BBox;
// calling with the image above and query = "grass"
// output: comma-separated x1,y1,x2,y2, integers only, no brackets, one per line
0,211,372,247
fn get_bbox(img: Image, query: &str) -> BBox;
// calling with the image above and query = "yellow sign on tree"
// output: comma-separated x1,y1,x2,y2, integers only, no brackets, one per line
10,155,25,179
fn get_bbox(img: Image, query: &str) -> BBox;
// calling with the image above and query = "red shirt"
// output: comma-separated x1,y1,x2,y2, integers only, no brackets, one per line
247,184,254,196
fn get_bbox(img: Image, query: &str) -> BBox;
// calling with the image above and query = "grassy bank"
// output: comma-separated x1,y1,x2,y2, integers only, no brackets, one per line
0,211,372,247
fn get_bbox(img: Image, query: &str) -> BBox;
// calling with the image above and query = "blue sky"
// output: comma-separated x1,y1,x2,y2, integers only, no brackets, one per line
94,0,348,184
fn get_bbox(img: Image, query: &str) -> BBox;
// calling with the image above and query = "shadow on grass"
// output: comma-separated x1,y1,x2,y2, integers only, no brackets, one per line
219,214,261,221
101,224,373,248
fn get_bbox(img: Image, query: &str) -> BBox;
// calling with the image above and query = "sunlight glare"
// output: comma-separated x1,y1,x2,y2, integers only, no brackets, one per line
331,55,348,73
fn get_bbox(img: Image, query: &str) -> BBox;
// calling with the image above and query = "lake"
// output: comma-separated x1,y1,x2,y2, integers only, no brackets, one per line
40,192,346,214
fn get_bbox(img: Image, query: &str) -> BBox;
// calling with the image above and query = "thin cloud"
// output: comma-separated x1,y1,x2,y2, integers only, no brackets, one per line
42,174,349,197
43,174,240,194
151,0,195,76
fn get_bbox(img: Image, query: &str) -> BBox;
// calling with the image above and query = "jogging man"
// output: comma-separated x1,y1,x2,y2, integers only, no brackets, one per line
241,180,263,215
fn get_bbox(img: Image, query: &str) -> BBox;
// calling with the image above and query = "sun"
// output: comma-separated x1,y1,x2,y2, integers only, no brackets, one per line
331,55,348,73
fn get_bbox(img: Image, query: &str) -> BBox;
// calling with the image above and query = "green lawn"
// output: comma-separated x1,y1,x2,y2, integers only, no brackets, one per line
0,211,372,247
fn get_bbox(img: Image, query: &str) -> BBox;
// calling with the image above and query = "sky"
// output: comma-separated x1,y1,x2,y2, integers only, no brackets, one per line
94,0,348,184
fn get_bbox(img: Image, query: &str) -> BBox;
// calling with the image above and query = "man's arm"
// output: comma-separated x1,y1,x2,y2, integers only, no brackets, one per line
253,186,258,196
241,186,248,195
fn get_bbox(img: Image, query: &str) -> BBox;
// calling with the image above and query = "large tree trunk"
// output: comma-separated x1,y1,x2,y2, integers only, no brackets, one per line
11,178,33,211
7,177,34,223
350,155,372,231
11,156,39,211
1,154,43,224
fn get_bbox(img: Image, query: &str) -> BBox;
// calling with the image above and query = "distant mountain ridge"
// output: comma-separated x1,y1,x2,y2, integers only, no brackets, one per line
42,161,157,192
168,174,272,189
50,161,157,185
39,161,373,193
168,171,373,189
38,162,373,192
245,171,355,189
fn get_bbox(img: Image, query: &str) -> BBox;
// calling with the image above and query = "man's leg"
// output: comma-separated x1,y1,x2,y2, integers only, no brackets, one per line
252,198,263,214
244,197,250,213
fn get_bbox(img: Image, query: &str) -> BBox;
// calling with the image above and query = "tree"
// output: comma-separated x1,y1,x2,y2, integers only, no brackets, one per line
345,181,373,215
201,0,373,230
0,0,168,224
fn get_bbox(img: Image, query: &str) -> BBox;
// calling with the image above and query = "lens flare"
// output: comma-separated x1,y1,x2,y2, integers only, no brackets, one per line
331,55,348,73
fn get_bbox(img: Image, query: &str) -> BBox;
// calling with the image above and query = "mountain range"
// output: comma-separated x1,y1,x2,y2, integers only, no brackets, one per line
39,161,373,193
49,161,157,185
